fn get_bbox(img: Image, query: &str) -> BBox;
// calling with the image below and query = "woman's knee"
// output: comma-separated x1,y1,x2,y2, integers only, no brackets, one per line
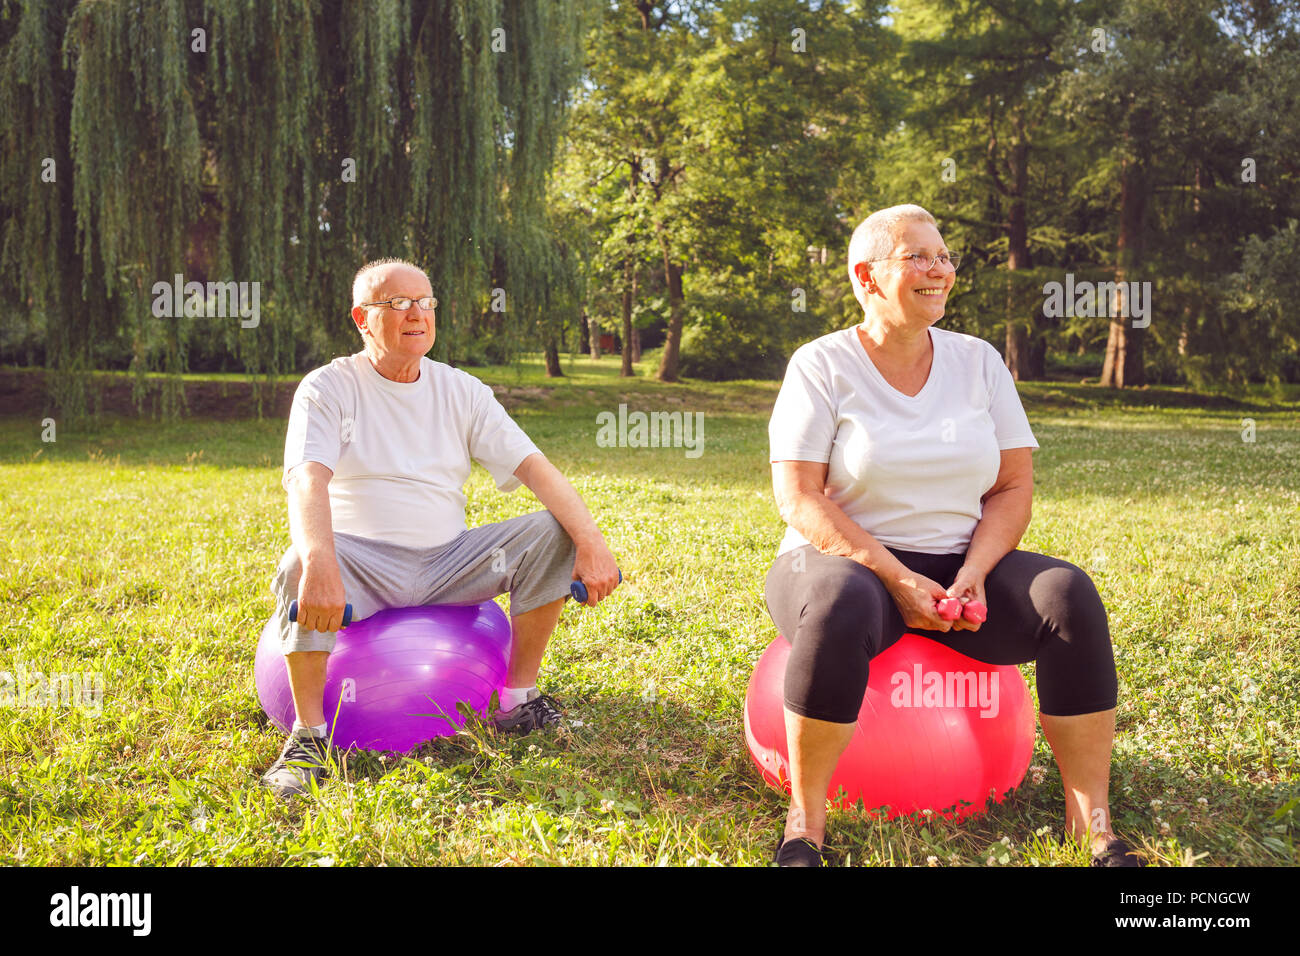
1029,560,1108,635
800,569,890,643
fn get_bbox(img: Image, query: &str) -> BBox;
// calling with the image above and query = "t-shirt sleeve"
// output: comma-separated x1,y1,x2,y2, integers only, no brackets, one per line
769,347,838,463
985,346,1039,450
466,379,541,491
282,377,342,490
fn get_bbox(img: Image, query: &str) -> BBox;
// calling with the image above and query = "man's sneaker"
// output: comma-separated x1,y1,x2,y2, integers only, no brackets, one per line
260,728,331,798
492,693,582,735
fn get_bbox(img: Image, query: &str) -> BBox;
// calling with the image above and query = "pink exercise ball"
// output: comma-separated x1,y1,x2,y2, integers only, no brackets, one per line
743,633,1035,819
255,602,512,752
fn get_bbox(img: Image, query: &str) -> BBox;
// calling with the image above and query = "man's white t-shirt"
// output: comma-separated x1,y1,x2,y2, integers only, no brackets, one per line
769,326,1038,556
282,353,540,549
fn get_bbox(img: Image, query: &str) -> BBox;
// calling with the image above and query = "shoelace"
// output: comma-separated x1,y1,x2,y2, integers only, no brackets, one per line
281,734,329,769
519,695,564,727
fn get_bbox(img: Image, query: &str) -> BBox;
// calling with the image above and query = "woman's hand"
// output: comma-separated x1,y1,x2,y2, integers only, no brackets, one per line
945,565,988,632
884,569,956,632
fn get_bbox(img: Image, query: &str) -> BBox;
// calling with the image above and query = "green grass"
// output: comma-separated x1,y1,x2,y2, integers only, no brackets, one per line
0,357,1296,866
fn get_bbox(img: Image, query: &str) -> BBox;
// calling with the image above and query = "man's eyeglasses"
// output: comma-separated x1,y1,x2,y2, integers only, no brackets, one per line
361,295,438,311
867,253,961,272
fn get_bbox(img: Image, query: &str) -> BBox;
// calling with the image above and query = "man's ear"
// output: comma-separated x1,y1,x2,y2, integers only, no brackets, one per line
350,305,369,336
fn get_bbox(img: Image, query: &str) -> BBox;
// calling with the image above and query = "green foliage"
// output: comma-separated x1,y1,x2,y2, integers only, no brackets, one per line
559,0,893,379
0,0,586,418
3,0,1299,395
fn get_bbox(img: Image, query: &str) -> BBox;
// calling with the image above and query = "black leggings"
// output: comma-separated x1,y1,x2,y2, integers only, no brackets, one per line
763,546,1118,723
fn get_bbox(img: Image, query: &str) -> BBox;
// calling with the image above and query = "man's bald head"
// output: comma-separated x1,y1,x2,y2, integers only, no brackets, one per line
351,258,430,309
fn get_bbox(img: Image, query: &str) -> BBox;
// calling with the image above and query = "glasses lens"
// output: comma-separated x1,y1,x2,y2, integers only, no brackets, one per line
388,297,411,310
948,254,961,271
418,296,436,310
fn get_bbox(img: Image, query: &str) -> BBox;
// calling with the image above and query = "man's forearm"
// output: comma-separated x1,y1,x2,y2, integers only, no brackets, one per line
287,471,337,567
514,453,603,546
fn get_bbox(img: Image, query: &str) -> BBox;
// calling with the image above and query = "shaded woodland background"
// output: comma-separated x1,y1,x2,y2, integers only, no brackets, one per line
1,0,1297,418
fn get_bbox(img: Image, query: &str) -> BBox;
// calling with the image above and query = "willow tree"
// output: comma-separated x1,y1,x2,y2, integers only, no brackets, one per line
0,0,93,415
0,0,584,419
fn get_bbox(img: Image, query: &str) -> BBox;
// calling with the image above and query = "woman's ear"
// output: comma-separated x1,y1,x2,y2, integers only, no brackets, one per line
854,260,875,293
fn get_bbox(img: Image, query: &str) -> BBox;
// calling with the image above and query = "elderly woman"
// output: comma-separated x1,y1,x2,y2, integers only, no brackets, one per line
763,204,1141,867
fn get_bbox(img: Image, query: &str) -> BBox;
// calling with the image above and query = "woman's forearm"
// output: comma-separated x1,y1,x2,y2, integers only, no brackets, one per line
779,489,911,585
962,487,1032,577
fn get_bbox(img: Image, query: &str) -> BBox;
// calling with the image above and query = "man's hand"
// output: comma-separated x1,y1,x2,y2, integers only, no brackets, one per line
572,535,620,607
295,557,349,632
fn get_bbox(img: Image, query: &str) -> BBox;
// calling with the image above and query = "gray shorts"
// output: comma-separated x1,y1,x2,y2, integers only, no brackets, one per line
269,510,576,653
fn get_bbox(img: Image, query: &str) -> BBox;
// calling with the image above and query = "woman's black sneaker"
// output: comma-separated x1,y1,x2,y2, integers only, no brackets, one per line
1090,836,1145,867
774,835,828,867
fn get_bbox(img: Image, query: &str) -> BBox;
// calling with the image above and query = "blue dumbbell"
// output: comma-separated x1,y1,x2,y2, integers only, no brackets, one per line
570,570,622,604
288,600,353,627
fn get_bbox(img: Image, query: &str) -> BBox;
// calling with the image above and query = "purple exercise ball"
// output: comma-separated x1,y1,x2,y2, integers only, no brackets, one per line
255,602,513,752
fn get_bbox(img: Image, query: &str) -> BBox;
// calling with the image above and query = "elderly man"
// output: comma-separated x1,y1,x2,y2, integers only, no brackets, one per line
261,257,620,798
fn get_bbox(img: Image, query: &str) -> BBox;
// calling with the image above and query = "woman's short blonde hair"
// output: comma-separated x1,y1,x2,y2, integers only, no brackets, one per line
846,204,937,306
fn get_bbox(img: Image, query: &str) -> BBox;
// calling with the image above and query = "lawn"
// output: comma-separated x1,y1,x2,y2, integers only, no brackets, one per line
0,356,1296,866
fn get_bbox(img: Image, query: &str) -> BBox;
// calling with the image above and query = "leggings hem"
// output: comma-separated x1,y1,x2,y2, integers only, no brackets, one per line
1038,698,1118,718
781,698,859,725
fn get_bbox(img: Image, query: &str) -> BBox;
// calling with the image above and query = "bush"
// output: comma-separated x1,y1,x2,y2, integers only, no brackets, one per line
678,321,787,381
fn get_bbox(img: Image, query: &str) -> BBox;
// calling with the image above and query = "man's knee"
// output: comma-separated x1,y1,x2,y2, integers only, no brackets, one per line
270,546,301,599
528,510,572,549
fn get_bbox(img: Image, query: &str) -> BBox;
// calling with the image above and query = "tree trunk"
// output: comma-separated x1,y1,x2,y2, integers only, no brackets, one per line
655,261,686,385
632,327,642,363
544,336,562,377
1005,274,1029,382
621,258,636,377
578,308,590,354
1003,119,1042,380
588,311,601,359
656,252,684,382
1102,115,1149,388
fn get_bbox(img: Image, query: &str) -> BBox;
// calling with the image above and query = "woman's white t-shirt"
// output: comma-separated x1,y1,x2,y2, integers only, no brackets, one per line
769,326,1038,556
282,353,540,549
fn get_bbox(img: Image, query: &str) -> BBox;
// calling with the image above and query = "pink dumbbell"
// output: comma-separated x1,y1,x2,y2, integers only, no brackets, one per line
935,598,963,621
